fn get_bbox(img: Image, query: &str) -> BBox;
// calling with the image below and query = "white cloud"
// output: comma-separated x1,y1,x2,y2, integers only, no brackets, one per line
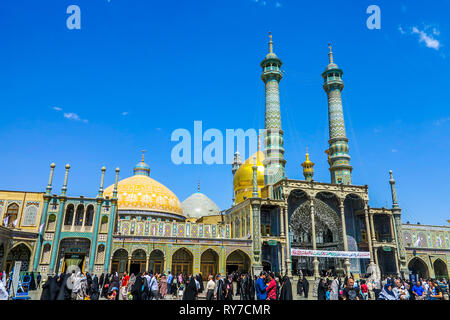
398,25,406,35
412,26,441,50
122,111,129,116
434,117,450,126
53,106,62,111
275,2,282,7
392,149,398,153
63,112,81,121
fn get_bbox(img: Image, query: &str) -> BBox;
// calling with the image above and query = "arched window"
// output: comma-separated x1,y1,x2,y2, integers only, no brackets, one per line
3,203,19,228
74,204,84,226
84,205,94,226
100,216,108,233
41,244,51,264
95,244,105,264
22,205,39,226
46,214,56,231
64,204,74,226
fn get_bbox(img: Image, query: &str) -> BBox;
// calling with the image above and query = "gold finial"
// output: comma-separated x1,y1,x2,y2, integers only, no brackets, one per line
328,43,334,64
269,32,273,54
141,150,146,162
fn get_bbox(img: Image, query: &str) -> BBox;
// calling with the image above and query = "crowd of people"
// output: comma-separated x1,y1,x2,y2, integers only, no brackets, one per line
301,275,449,301
31,270,294,301
0,268,448,301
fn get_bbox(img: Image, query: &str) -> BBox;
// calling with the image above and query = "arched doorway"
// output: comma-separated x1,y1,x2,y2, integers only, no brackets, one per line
433,259,448,279
226,250,251,274
130,249,146,275
149,250,164,274
111,249,128,274
171,248,193,275
408,257,429,279
200,249,218,277
58,238,91,273
6,243,31,272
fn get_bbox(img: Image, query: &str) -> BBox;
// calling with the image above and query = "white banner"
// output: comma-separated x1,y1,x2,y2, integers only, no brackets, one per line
291,248,371,259
11,261,22,297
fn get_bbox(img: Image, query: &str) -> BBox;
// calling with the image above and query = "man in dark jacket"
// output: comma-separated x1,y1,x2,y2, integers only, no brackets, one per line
216,274,225,300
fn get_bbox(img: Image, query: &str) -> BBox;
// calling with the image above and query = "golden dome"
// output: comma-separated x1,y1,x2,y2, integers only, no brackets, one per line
233,151,265,204
103,174,183,217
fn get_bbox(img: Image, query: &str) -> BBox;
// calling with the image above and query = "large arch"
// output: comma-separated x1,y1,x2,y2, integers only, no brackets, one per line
130,249,146,275
171,248,193,275
6,243,32,272
58,238,91,273
111,248,128,274
200,248,219,277
408,257,429,279
226,249,251,274
149,249,164,275
433,259,448,279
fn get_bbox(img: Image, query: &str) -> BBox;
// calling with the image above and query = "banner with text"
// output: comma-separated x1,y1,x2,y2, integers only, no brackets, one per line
291,249,371,259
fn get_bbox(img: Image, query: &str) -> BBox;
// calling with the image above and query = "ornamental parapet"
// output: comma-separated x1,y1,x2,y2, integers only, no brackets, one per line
116,220,231,239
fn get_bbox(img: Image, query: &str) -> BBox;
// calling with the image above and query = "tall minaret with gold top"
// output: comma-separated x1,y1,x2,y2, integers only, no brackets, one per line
261,33,286,187
322,44,352,185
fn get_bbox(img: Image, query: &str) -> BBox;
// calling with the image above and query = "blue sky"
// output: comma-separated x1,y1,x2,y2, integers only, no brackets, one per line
0,0,448,225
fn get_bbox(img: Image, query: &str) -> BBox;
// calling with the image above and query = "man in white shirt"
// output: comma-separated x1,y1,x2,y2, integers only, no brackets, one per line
206,275,216,300
149,273,159,300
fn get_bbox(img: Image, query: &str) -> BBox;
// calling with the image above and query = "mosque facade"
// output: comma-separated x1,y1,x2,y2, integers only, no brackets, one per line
0,36,448,280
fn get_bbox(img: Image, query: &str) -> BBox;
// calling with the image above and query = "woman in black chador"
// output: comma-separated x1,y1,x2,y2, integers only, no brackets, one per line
90,275,100,300
317,278,327,300
40,276,52,300
131,273,143,301
183,276,198,300
29,272,37,291
302,277,309,299
279,276,293,300
101,273,111,298
56,273,72,300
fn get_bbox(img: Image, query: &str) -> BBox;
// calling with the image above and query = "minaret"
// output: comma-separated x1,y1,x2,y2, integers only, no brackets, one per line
301,149,315,182
389,170,399,208
261,32,286,187
388,170,407,275
322,44,352,185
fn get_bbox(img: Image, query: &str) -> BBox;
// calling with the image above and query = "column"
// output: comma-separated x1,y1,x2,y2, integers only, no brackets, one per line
370,211,377,243
104,168,120,273
127,256,131,273
389,214,396,243
33,163,56,272
284,207,292,276
280,242,286,275
339,199,351,276
364,202,374,264
89,167,106,272
374,247,379,266
49,164,70,274
394,249,400,276
280,207,285,237
310,198,319,278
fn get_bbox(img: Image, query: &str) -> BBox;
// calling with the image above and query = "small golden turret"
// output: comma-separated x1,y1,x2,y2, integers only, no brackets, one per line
301,148,315,181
